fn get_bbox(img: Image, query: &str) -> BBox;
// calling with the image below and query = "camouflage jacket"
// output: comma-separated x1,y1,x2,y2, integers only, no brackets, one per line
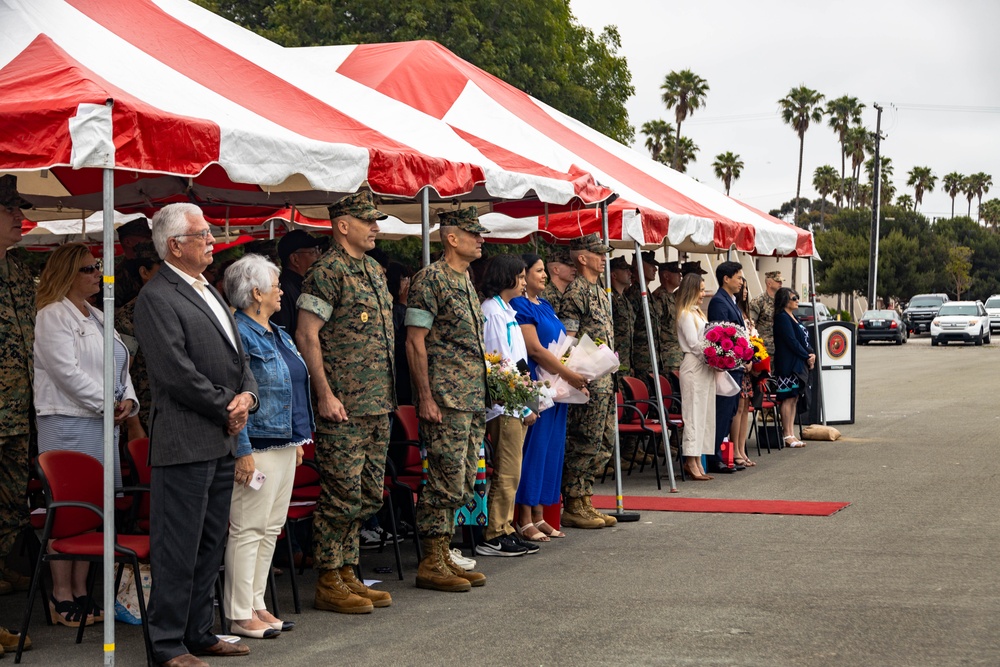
115,298,151,429
298,243,395,427
0,255,35,436
655,289,683,372
541,282,565,321
114,256,144,309
610,290,634,376
625,281,662,377
558,276,614,393
405,260,487,413
750,292,776,355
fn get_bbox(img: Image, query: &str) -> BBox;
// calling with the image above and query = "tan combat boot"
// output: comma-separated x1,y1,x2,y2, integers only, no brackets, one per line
339,565,392,607
584,494,618,527
439,538,486,588
314,569,374,613
415,538,472,592
560,496,604,529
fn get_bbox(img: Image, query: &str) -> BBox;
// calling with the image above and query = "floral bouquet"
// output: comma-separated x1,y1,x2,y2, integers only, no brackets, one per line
485,352,550,416
749,335,771,375
701,322,754,371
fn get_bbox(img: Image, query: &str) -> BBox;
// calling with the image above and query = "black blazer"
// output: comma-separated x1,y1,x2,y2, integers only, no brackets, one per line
134,265,257,467
708,289,746,380
773,310,813,377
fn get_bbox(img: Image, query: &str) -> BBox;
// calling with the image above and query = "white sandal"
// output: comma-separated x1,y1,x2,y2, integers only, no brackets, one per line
783,435,806,448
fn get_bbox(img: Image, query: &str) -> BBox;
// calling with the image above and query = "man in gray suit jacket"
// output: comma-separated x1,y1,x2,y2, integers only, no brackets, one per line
134,203,258,667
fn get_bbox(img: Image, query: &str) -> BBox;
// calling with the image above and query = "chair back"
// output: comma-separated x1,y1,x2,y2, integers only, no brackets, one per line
620,376,650,417
615,391,625,422
393,405,420,442
652,373,672,399
391,406,423,471
126,438,151,485
37,451,104,539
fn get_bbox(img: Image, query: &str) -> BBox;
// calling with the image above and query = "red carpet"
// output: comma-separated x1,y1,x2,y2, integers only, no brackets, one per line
591,495,850,516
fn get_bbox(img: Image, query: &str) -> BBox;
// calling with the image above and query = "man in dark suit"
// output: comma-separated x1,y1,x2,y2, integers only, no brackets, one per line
707,260,747,474
135,203,258,667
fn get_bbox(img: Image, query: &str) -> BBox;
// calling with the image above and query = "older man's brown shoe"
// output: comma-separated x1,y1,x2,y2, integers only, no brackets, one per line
159,654,208,667
193,640,250,657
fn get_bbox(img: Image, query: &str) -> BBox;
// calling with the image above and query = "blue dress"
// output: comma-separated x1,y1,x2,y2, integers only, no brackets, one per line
510,295,568,507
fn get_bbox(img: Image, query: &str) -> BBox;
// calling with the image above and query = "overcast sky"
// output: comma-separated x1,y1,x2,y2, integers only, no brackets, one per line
570,0,1000,221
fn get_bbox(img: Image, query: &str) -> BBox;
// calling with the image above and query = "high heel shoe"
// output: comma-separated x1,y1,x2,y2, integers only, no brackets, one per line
229,622,281,639
49,595,88,628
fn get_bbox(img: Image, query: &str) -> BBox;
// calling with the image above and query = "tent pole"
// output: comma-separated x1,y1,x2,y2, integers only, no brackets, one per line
602,203,640,521
633,237,678,492
420,187,431,267
807,231,826,426
100,103,116,667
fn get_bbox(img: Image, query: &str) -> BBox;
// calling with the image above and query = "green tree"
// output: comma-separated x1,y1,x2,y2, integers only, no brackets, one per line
962,175,977,218
966,172,993,222
196,0,636,144
865,156,895,208
895,194,914,211
905,166,937,210
942,171,965,219
825,95,864,205
657,135,699,173
640,119,673,162
660,69,709,171
778,85,825,229
945,245,973,298
712,151,744,196
844,125,872,207
981,198,1000,228
812,164,839,224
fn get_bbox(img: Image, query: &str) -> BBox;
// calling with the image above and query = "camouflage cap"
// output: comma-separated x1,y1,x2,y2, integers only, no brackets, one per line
0,175,31,210
681,261,707,275
438,206,489,234
117,217,152,239
547,246,572,265
132,240,161,264
659,260,681,273
765,270,784,282
327,191,388,222
609,256,630,271
570,233,612,255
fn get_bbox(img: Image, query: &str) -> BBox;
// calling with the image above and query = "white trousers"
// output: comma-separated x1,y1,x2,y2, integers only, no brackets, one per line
679,353,718,457
224,446,297,619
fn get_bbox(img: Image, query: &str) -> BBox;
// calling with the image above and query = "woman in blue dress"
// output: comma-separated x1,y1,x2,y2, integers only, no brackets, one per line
510,254,589,539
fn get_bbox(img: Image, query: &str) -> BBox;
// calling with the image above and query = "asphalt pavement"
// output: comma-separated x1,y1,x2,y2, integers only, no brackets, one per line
3,334,998,666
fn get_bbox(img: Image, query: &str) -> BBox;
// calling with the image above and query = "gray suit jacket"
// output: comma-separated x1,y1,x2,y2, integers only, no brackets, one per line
134,265,257,467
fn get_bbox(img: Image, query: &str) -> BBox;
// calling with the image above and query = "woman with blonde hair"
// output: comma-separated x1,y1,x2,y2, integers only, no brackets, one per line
675,273,715,481
34,242,138,626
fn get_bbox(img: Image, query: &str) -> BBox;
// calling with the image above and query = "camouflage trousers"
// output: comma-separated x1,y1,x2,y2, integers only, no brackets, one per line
416,408,485,538
0,434,29,559
563,392,616,499
312,414,390,571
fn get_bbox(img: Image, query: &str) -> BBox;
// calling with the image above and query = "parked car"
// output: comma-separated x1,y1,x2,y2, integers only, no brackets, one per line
930,301,991,346
984,294,1000,333
857,309,908,345
793,301,833,325
903,293,949,334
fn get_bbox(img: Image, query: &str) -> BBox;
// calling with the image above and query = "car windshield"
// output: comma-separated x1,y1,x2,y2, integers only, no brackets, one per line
794,305,814,317
938,305,978,316
909,297,944,307
863,310,895,319
985,298,1000,309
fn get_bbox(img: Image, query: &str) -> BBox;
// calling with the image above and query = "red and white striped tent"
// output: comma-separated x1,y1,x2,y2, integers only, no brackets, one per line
0,0,614,224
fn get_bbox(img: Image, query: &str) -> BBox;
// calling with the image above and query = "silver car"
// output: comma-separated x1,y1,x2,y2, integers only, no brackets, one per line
930,301,991,346
984,295,1000,333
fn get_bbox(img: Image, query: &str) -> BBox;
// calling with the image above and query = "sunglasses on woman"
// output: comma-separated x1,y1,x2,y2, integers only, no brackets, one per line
78,262,103,274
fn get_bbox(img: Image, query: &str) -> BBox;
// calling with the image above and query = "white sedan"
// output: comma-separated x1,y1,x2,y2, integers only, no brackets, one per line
930,301,991,346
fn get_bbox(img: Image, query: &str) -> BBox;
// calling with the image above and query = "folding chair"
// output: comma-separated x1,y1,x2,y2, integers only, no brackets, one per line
385,406,425,562
649,373,686,480
610,389,667,490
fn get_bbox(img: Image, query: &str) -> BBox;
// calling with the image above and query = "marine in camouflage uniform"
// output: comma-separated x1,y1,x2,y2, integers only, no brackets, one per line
654,261,684,373
113,217,153,309
625,253,662,381
0,176,35,594
750,271,781,356
610,287,634,376
541,246,573,316
114,241,161,432
297,193,395,584
557,234,617,528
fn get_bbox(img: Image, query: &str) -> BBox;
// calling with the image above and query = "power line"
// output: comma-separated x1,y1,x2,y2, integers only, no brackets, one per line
894,103,1000,114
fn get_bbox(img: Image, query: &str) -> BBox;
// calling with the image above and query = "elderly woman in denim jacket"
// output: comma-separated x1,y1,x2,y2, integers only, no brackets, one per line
223,254,314,639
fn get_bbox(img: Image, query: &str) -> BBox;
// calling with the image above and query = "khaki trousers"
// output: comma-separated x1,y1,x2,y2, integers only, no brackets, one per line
484,415,527,540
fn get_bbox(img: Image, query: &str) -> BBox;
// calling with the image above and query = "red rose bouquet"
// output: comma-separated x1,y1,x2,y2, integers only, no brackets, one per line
701,322,754,370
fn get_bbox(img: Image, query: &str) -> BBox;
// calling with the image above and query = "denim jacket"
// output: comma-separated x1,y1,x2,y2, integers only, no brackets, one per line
235,311,314,457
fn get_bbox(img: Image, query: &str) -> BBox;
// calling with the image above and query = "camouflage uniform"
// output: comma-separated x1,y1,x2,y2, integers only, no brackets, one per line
626,281,662,380
299,228,395,571
115,298,151,430
406,250,488,538
655,289,683,372
750,292,776,356
114,256,144,309
0,253,34,561
541,282,565,316
558,275,616,499
610,289,634,376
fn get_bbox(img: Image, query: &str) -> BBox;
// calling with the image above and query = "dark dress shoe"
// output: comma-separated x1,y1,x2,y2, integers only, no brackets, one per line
159,654,209,667
711,464,736,474
193,640,250,657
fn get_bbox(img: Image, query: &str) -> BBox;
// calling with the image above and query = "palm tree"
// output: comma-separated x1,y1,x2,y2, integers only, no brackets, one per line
812,164,839,224
857,182,873,209
660,69,709,171
844,125,872,207
825,95,864,204
640,119,674,162
942,172,965,218
895,194,914,211
865,156,895,209
967,172,993,221
962,175,976,217
712,151,744,195
906,166,937,210
662,136,699,173
778,85,825,228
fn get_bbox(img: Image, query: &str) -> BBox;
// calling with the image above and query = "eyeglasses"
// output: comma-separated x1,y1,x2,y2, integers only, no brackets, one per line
790,296,800,302
79,262,103,275
172,229,213,242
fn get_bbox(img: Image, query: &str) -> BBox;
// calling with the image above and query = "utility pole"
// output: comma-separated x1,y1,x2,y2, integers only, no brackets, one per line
867,103,883,308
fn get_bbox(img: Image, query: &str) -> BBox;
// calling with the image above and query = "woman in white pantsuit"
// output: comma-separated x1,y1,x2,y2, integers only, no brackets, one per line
676,273,716,481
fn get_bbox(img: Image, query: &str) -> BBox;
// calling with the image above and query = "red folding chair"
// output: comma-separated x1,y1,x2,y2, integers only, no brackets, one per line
612,386,667,490
386,406,425,562
18,451,152,666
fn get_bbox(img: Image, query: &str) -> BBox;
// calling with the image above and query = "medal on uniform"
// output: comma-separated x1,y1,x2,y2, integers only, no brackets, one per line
361,312,369,322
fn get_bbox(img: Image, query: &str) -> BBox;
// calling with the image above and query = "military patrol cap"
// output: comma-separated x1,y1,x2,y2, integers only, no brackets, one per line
0,175,32,209
570,233,611,254
117,217,151,239
639,251,659,267
659,260,681,274
278,229,325,264
547,246,572,265
681,260,707,275
609,256,630,271
438,206,489,234
765,270,784,282
328,191,388,222
132,240,160,264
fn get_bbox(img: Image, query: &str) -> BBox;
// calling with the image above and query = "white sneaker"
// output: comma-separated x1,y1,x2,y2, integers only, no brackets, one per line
449,548,476,571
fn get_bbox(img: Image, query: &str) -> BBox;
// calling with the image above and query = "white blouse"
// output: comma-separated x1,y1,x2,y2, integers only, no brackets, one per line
677,308,707,355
